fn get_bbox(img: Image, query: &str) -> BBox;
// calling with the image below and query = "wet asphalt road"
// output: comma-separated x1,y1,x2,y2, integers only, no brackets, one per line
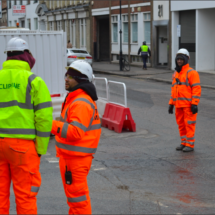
9,74,215,214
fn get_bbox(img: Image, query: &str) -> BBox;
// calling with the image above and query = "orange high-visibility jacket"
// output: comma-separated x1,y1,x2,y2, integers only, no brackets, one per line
169,64,201,108
52,89,101,157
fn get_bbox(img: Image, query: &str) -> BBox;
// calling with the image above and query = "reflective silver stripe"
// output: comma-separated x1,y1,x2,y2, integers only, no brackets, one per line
187,137,195,140
87,123,102,131
68,195,87,203
73,98,95,110
192,83,201,87
61,123,69,138
31,186,40,193
186,69,194,86
172,83,177,87
181,136,186,139
188,121,196,124
187,141,195,145
36,130,51,137
0,128,35,135
192,96,200,99
56,140,97,153
178,97,192,101
173,98,176,101
60,115,67,122
34,101,52,112
180,82,188,86
181,141,186,143
71,121,87,132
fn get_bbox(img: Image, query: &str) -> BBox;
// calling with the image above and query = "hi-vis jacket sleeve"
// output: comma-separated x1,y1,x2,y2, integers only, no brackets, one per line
51,101,93,142
189,71,201,105
32,77,53,155
169,80,174,105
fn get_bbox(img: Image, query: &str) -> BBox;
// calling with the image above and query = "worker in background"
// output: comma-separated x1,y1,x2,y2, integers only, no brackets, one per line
168,48,201,152
67,40,73,48
51,60,101,214
0,37,53,214
138,41,151,70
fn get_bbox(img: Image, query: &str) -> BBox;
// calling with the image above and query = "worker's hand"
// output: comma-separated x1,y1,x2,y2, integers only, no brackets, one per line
38,154,42,158
191,105,198,114
168,105,174,114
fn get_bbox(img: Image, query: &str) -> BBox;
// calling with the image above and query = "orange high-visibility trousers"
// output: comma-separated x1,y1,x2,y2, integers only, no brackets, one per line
59,155,93,214
175,107,197,148
0,138,41,214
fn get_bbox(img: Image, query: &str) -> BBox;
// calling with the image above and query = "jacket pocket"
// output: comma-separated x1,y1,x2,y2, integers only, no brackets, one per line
29,171,41,198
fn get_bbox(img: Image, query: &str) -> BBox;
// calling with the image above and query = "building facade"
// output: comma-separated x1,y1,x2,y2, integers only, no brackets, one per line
7,0,39,30
91,0,151,64
0,0,7,27
171,1,215,73
36,0,91,52
151,1,171,69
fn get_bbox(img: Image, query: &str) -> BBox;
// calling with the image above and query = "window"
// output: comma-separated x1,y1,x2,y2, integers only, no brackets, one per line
143,13,151,44
27,19,31,30
122,15,128,43
111,16,118,43
49,21,53,30
14,0,17,5
57,1,60,8
20,0,23,5
8,1,12,8
21,20,25,27
70,19,76,48
80,18,86,47
34,18,38,30
131,14,138,43
57,21,62,31
34,0,38,3
27,0,30,5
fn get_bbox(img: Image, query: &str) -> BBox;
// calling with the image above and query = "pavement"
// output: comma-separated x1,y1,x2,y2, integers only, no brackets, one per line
93,62,215,90
8,74,215,214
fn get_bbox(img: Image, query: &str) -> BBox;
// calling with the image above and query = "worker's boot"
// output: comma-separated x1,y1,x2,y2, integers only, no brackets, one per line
183,146,194,152
176,144,185,151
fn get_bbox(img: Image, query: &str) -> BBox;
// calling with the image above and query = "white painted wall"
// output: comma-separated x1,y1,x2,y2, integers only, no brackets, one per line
171,1,215,11
196,9,215,71
153,1,169,21
8,0,39,30
171,11,179,70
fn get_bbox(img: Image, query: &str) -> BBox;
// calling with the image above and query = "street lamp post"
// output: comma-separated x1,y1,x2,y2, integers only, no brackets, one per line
119,0,123,71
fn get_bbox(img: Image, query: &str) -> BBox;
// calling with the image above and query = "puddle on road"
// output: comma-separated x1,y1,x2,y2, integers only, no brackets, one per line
101,128,158,140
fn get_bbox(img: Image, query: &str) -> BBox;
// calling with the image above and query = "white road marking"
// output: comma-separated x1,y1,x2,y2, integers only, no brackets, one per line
46,157,59,163
93,168,106,171
44,152,51,156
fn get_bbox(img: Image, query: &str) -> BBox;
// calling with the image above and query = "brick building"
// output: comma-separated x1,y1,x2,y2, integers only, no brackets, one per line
36,0,92,52
91,0,151,64
0,0,7,27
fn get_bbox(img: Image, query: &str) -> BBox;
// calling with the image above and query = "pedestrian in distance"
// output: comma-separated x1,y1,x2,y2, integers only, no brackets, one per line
138,41,151,70
168,48,201,152
67,40,73,48
0,37,53,214
51,60,101,214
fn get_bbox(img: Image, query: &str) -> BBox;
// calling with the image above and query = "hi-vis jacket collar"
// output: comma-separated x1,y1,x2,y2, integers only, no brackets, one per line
179,64,190,74
3,60,31,71
66,89,85,103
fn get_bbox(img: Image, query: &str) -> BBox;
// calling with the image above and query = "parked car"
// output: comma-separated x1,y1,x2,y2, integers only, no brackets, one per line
67,48,92,66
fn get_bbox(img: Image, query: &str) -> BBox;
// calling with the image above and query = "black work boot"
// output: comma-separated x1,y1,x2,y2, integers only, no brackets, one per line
176,144,185,151
183,147,194,152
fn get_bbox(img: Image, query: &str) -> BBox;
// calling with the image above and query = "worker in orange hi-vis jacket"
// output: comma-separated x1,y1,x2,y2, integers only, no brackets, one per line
168,48,201,152
51,60,101,214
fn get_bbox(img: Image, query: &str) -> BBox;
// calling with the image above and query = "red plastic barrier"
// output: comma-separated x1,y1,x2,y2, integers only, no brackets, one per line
102,103,136,133
51,94,61,98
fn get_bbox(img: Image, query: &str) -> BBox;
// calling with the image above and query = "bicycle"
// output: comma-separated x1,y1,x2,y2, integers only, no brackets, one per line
121,57,130,71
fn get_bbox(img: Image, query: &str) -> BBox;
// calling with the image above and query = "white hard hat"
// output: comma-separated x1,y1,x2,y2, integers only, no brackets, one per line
66,60,93,82
4,37,30,53
176,48,190,59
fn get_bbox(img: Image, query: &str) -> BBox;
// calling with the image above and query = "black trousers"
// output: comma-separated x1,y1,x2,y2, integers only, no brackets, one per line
141,53,148,69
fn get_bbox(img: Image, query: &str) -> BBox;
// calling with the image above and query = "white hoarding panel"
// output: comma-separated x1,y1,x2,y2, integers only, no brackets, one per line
12,5,26,16
0,0,2,19
0,31,67,94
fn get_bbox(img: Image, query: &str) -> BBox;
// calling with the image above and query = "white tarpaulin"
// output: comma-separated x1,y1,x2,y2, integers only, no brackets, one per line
0,1,2,19
12,5,26,16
